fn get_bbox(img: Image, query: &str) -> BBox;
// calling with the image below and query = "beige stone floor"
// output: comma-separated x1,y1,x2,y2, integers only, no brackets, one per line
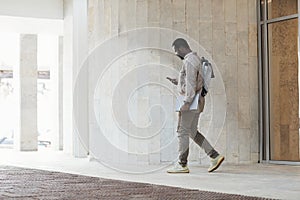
0,148,299,200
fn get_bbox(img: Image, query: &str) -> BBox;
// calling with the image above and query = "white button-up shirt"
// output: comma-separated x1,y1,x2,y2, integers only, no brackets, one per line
178,52,203,103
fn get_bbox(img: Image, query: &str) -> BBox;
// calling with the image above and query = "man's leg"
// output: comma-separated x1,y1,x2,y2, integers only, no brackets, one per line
189,112,224,173
192,131,219,159
177,111,199,166
167,111,196,173
187,111,219,159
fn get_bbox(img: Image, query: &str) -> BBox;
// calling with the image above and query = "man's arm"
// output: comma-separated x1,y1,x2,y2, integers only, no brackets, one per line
183,60,198,103
179,60,199,111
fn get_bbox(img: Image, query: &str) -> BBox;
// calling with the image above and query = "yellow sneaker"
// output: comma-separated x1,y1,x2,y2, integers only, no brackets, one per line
167,163,189,173
208,155,224,173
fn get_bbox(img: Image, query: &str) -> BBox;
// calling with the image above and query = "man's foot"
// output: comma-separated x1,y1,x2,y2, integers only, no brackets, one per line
208,155,224,173
167,163,189,173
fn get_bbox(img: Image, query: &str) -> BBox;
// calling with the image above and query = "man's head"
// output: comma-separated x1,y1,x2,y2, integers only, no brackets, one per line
172,38,192,60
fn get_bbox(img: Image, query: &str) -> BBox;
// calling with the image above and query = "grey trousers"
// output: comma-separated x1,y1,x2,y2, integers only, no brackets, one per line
177,105,219,166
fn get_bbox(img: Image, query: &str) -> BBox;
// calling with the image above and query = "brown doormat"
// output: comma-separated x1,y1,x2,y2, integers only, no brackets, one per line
0,166,276,200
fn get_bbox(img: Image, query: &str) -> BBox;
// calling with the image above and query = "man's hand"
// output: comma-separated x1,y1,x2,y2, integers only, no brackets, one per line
166,77,178,85
180,102,190,111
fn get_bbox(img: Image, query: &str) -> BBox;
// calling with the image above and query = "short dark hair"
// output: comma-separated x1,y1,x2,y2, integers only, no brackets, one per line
172,38,190,49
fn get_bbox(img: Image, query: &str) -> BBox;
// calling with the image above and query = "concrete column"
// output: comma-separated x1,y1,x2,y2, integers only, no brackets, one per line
14,34,38,151
73,0,89,158
50,36,63,151
63,0,88,157
58,36,63,150
63,0,73,154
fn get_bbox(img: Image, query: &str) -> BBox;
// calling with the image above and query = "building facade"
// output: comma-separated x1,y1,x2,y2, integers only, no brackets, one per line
0,0,299,169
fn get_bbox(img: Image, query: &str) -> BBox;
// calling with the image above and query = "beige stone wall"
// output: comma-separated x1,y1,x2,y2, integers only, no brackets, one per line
86,0,258,165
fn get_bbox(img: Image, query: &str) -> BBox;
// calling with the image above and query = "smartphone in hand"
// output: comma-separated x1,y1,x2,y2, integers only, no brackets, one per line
166,77,178,85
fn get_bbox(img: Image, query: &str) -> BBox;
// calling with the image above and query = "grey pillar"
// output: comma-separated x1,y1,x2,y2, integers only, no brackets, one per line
50,36,64,151
63,0,89,157
14,34,38,151
58,36,64,150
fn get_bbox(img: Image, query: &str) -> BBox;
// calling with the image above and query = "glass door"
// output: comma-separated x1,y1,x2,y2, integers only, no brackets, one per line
259,0,300,163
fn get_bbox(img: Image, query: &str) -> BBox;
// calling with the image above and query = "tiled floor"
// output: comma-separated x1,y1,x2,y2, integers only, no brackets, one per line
0,148,299,200
0,166,272,200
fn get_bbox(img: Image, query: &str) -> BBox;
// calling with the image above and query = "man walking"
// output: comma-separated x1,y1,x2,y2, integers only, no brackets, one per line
166,38,224,173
